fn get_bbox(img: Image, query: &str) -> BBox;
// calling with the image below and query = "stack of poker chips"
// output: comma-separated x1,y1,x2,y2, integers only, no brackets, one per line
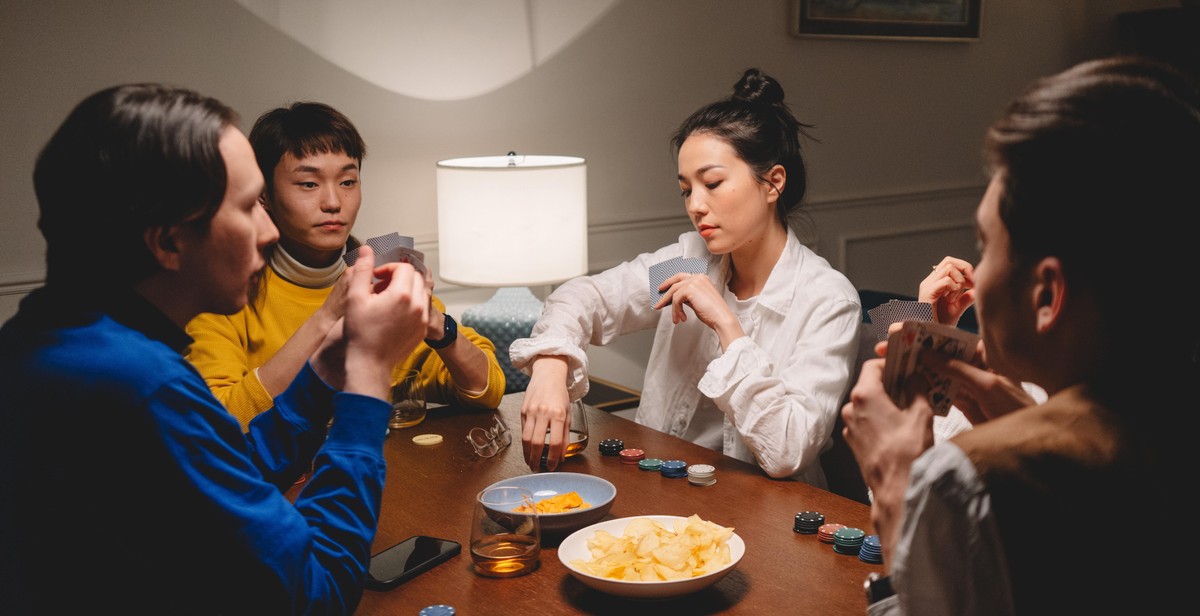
793,511,825,534
659,459,688,478
858,534,884,564
637,458,663,471
817,523,845,544
618,448,645,465
687,464,716,486
832,527,866,555
599,439,624,456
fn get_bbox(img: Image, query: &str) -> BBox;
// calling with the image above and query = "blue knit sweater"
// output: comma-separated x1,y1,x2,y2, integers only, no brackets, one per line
0,287,389,614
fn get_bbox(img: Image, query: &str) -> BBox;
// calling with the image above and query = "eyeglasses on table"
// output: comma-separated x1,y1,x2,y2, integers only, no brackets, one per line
467,414,512,458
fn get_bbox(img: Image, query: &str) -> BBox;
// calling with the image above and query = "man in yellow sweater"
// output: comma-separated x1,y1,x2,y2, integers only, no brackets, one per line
186,102,504,430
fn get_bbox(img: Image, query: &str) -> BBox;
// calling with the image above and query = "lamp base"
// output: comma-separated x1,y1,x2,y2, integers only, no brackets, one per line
461,287,544,394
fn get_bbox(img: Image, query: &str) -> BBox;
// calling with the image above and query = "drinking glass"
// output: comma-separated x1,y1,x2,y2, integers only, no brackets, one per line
537,400,589,468
470,486,540,577
562,400,589,457
389,367,426,429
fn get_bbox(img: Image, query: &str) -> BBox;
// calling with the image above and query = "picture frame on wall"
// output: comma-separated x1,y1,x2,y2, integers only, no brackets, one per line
792,0,982,42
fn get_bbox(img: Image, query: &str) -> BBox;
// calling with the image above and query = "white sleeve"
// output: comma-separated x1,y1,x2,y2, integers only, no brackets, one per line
891,443,1016,616
508,243,680,401
699,296,861,478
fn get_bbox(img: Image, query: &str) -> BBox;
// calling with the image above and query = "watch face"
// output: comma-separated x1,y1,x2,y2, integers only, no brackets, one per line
864,573,894,604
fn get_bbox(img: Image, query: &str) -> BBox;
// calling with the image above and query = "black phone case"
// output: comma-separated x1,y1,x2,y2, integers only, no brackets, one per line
365,536,462,591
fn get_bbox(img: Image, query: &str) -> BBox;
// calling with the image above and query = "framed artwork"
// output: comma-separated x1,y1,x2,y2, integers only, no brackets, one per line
792,0,982,42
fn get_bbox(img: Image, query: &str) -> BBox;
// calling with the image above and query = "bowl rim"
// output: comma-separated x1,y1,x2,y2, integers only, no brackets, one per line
557,514,745,586
482,472,616,517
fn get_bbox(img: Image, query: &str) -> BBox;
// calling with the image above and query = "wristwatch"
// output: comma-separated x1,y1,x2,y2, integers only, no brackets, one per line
424,313,458,350
864,572,894,604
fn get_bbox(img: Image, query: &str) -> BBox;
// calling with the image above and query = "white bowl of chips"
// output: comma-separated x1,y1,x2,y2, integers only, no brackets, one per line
558,514,745,599
483,472,616,535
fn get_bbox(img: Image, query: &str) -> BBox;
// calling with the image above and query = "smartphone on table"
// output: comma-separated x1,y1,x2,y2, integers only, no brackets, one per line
365,535,462,591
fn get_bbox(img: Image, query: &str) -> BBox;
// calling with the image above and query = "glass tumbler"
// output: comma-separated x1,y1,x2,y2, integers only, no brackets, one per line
470,486,540,578
389,367,426,429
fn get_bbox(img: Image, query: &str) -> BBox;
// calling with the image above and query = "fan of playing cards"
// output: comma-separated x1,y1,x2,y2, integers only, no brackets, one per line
343,232,427,276
883,321,980,416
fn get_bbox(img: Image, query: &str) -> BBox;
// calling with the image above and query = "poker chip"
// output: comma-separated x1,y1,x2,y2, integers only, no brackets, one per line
833,526,866,555
793,511,825,534
687,464,716,486
659,459,688,478
412,434,443,445
618,448,645,464
599,438,624,456
858,534,884,564
637,458,663,471
419,605,455,616
818,523,845,544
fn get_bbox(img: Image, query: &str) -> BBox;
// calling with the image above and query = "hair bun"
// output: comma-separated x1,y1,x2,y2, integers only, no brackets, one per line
732,68,785,107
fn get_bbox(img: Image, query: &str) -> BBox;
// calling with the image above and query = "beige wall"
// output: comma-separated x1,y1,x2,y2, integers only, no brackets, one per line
0,0,1174,389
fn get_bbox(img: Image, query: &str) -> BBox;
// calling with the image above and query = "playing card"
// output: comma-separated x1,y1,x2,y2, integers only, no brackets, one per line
884,321,980,416
867,300,934,342
344,234,420,268
393,246,428,277
648,256,707,305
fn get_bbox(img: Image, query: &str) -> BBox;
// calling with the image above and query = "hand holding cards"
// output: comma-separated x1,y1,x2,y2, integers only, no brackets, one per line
344,232,427,276
883,321,980,416
648,256,707,306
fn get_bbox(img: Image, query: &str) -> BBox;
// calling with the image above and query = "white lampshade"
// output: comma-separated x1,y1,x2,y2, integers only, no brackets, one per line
437,154,587,287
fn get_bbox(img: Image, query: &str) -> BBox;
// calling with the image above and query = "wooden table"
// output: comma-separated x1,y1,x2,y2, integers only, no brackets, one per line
345,393,881,614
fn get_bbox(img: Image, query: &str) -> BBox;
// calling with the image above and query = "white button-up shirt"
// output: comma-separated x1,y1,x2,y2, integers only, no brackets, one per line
510,230,861,484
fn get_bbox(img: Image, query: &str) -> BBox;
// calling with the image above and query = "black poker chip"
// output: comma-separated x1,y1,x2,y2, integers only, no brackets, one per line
599,438,624,456
793,511,825,534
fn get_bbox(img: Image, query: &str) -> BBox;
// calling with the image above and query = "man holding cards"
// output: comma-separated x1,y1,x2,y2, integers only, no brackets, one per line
1,84,429,613
187,102,504,431
512,68,861,480
843,56,1196,614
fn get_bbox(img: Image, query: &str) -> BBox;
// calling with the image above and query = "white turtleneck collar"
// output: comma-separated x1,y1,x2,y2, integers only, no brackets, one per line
269,244,347,289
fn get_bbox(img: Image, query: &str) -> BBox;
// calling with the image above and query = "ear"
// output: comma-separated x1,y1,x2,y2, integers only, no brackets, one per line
143,225,185,272
1031,256,1065,334
764,164,786,205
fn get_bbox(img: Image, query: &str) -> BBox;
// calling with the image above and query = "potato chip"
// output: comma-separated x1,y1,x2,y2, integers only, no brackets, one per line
514,491,592,514
569,514,734,581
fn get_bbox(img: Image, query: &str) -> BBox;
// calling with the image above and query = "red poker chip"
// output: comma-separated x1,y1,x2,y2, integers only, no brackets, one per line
618,448,645,463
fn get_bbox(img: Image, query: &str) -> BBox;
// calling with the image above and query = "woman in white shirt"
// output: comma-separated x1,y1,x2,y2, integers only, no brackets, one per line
510,68,861,484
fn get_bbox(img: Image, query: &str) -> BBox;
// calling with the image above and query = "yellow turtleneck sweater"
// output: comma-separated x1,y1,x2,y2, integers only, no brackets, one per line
185,266,505,431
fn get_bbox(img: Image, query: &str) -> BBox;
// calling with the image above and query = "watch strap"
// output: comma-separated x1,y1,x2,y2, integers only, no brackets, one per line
425,313,457,350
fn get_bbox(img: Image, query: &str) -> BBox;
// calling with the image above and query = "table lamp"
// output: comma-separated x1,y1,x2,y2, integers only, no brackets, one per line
437,152,588,393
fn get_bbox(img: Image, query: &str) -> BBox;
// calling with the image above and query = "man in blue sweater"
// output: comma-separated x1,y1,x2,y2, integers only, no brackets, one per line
0,84,430,614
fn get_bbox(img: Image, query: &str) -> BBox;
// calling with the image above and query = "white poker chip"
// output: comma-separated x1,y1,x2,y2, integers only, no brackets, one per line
412,434,443,445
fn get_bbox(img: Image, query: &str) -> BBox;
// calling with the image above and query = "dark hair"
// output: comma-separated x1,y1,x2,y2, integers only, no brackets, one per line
245,102,365,309
985,56,1200,365
33,83,236,289
248,102,366,198
671,68,816,234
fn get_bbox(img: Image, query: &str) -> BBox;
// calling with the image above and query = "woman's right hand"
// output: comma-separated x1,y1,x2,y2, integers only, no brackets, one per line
520,356,572,471
920,256,976,326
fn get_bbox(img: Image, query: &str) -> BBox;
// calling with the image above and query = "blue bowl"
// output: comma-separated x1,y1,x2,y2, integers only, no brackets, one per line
484,472,616,534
